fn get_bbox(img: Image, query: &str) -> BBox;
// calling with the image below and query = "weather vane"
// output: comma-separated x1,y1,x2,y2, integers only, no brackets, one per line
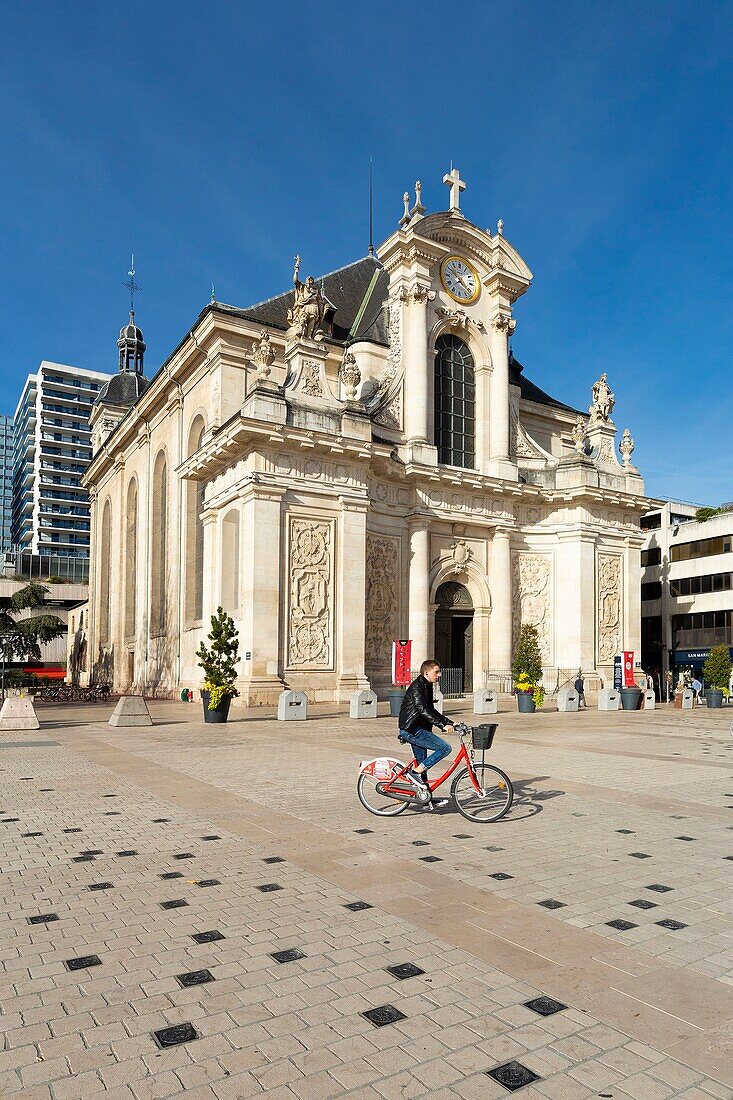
124,254,141,313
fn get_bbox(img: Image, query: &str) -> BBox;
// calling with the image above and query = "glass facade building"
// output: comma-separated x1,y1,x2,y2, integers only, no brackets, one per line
10,362,112,558
0,415,12,553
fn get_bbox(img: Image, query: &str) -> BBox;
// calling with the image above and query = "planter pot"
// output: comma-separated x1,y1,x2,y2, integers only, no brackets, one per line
388,688,407,718
620,686,642,711
516,691,536,714
201,690,232,724
705,689,724,709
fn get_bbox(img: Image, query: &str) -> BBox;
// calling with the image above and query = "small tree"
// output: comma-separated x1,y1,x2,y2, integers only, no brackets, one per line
195,606,240,710
0,584,66,697
703,643,732,693
512,624,543,689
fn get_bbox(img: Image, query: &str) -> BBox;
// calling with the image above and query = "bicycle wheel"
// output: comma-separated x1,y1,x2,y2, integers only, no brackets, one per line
451,764,513,823
357,772,410,817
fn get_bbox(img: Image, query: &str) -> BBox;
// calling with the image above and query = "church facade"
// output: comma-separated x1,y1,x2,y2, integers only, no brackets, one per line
84,170,647,703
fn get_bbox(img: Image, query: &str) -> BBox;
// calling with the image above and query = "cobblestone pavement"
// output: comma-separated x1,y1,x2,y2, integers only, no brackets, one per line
1,700,732,1099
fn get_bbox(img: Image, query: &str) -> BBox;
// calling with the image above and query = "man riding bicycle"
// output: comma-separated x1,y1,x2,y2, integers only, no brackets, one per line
398,659,455,807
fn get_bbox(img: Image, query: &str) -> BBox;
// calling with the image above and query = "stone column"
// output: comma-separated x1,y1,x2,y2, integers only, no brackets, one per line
239,486,286,705
403,287,430,443
624,535,643,659
556,532,597,672
488,312,518,481
408,518,431,668
200,509,219,630
489,529,512,671
336,497,371,699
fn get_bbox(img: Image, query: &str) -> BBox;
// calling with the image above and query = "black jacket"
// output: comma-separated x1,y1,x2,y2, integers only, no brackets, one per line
398,676,449,733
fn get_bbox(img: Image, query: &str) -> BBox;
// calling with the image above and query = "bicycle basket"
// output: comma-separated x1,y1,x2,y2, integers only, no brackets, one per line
472,723,497,750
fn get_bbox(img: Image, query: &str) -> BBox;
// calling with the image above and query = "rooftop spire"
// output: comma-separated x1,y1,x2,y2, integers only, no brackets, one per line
118,256,146,375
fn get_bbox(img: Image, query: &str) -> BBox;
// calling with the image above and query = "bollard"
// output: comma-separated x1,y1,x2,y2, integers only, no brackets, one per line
473,689,498,714
349,690,377,719
0,696,40,731
433,687,445,712
556,687,579,712
109,696,153,727
681,688,694,710
598,688,620,711
643,688,656,710
277,690,307,721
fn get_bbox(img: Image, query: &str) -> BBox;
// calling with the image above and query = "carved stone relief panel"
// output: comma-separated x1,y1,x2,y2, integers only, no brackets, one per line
512,553,552,663
365,535,399,669
597,553,622,663
287,517,334,669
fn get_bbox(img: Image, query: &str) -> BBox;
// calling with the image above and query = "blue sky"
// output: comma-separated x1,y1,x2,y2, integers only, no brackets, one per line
1,1,731,503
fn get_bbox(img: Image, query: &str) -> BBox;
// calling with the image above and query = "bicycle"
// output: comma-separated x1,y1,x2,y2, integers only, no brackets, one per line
357,722,513,823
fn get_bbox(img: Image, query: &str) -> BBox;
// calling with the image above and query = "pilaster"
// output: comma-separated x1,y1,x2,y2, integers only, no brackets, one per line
336,497,371,699
408,517,431,667
555,531,597,673
237,485,286,705
488,529,512,670
487,311,518,481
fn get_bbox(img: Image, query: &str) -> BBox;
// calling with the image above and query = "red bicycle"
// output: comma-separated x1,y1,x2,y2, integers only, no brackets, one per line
357,722,513,823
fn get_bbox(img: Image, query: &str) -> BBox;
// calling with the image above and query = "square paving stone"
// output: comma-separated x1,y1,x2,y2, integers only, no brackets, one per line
160,872,184,880
629,852,651,859
152,818,170,823
22,832,44,837
39,789,54,792
175,969,214,987
419,855,442,863
196,879,220,888
646,884,673,892
344,901,373,911
616,829,635,834
538,899,566,909
117,850,137,857
490,872,513,880
104,811,121,816
675,836,696,841
629,899,658,909
656,919,688,930
103,794,117,798
453,834,473,839
485,1061,541,1091
354,828,373,834
65,955,101,971
270,948,306,963
485,845,505,852
2,818,20,823
88,882,114,891
262,856,285,864
160,899,188,910
257,883,283,892
72,855,95,863
27,913,59,925
524,996,567,1016
63,828,82,833
173,852,195,860
606,919,638,931
81,849,103,856
361,1004,407,1027
191,930,225,944
201,835,221,841
386,963,424,980
152,1023,199,1049
411,840,430,846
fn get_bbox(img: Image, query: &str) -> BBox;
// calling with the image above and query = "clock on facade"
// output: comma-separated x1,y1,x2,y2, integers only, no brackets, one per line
439,255,481,304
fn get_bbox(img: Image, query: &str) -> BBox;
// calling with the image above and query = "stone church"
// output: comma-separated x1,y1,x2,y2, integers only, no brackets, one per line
85,169,647,703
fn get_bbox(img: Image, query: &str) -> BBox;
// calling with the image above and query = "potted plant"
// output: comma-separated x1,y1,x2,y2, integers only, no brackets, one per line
512,625,544,713
702,644,731,709
195,606,240,723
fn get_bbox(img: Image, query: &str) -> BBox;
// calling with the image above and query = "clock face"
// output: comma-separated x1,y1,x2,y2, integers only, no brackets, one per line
440,255,480,304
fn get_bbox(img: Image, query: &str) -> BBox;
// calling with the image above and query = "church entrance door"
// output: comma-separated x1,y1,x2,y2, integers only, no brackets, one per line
434,582,474,694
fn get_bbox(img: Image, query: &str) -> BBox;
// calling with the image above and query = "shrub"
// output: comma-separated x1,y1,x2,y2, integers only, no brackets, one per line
703,643,731,691
195,606,240,710
512,625,543,689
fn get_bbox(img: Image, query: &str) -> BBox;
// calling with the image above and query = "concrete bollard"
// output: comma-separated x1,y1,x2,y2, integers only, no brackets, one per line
433,687,445,712
643,688,656,710
109,696,153,727
349,690,377,719
556,687,579,712
0,696,40,731
681,688,694,710
598,688,620,711
277,690,307,721
473,689,498,714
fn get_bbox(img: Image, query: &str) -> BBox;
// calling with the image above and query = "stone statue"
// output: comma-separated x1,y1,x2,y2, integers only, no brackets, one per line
589,373,615,424
571,415,588,454
287,255,325,342
619,428,635,467
253,330,275,380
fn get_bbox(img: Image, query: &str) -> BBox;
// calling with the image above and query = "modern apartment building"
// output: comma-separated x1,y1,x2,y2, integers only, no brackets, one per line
11,362,112,558
0,415,12,553
641,500,733,684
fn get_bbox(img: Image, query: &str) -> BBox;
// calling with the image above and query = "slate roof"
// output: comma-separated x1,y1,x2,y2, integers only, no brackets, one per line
95,372,151,408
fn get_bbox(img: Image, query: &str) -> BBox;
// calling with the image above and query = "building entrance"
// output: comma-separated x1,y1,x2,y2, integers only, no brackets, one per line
434,582,474,693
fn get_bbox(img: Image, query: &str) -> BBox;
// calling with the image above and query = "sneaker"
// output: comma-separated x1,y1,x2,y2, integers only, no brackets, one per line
431,798,450,809
406,769,429,792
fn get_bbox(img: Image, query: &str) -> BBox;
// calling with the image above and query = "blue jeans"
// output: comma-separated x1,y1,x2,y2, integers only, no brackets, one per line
400,727,451,771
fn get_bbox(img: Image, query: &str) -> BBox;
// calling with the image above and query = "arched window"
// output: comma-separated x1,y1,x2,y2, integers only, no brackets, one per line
124,478,138,641
99,499,112,646
151,451,168,633
184,416,206,623
434,334,475,469
220,509,240,613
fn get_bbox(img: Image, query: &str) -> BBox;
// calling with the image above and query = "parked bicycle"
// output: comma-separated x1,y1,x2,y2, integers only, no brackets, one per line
357,722,513,822
38,682,111,703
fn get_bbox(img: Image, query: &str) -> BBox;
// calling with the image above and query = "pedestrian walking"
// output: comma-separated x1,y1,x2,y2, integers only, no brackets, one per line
574,672,588,709
691,676,703,706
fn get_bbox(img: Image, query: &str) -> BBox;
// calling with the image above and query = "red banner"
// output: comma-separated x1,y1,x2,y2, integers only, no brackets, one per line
392,640,412,686
623,651,635,687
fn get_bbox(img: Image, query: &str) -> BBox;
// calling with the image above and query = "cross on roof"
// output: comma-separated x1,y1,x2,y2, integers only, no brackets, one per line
443,167,466,212
124,254,141,313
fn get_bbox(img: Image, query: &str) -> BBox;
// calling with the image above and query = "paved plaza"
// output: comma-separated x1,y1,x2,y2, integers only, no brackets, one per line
1,700,732,1099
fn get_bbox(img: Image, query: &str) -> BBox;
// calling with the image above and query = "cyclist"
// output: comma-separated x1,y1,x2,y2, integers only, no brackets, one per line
398,659,455,806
